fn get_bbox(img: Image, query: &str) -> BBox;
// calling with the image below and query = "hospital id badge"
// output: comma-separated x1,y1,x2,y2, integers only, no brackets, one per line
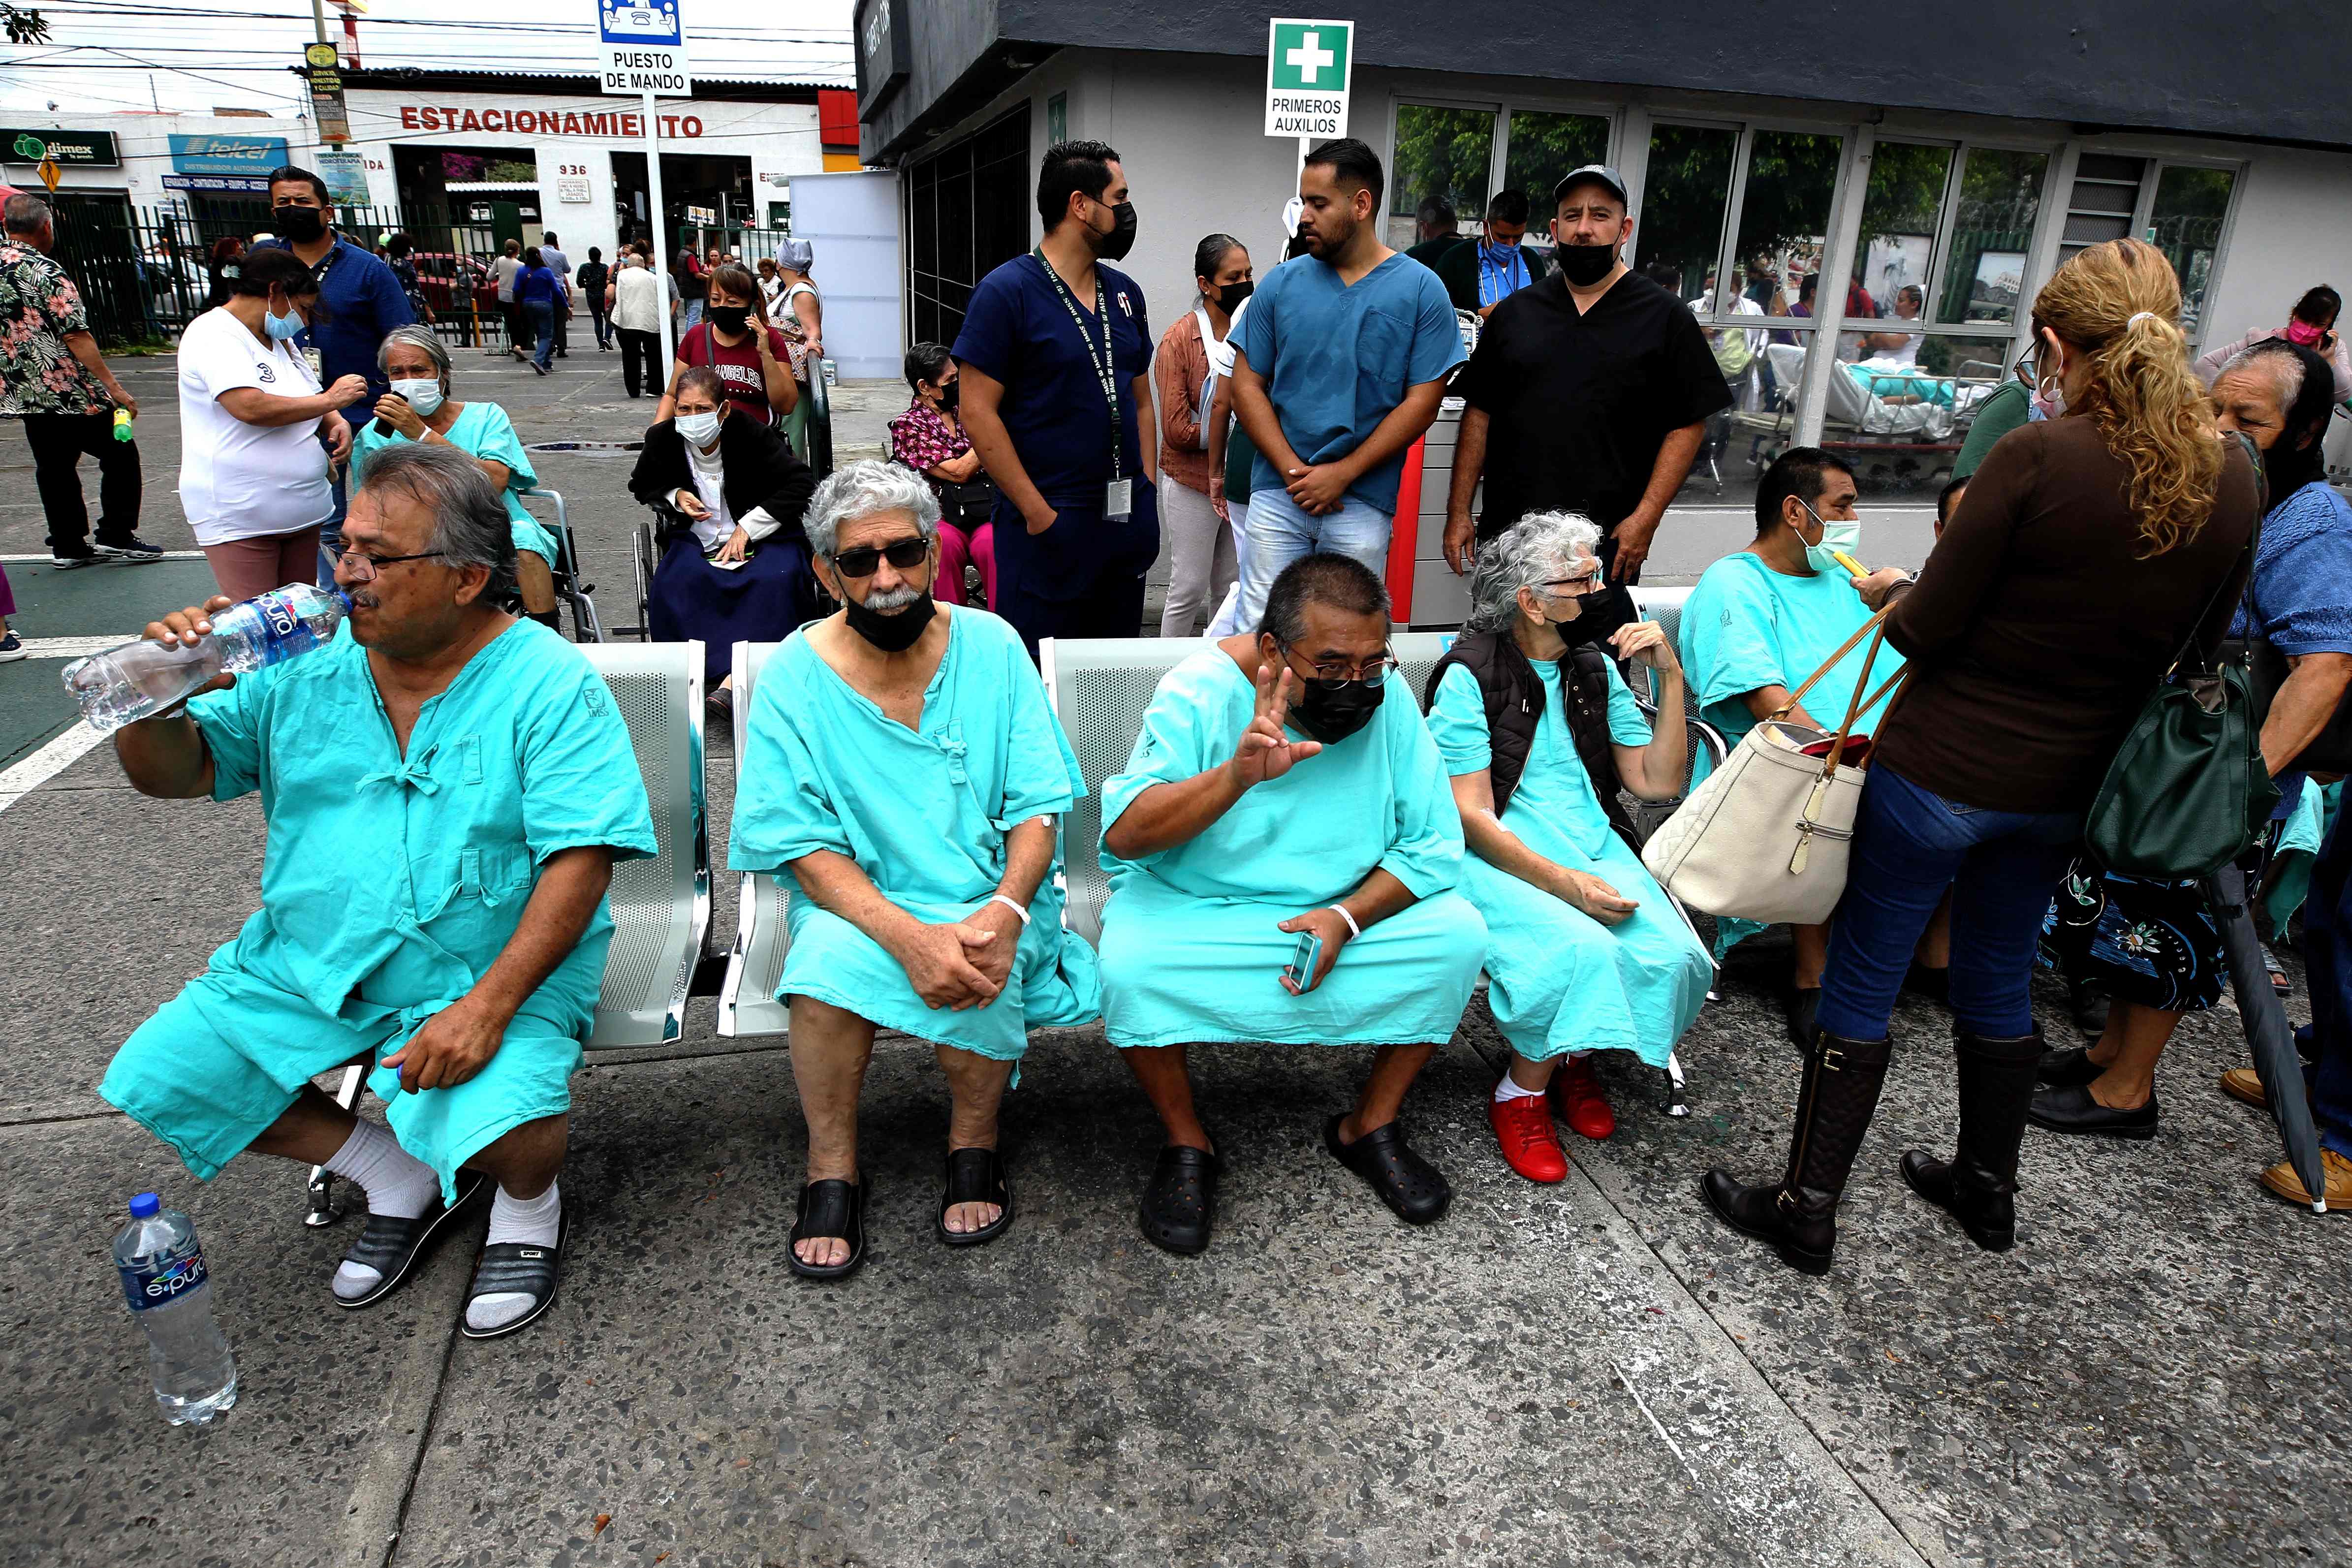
1104,478,1133,520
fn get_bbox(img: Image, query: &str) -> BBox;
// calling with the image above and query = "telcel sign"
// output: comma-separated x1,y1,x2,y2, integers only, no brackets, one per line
599,0,691,97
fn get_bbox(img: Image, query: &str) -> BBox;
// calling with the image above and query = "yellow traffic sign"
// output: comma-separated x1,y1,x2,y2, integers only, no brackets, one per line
37,158,59,192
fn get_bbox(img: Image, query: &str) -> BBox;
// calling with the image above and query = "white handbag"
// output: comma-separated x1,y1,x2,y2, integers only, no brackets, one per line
1641,611,1909,926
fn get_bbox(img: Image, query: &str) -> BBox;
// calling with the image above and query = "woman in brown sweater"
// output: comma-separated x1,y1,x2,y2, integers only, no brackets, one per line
1704,238,2261,1275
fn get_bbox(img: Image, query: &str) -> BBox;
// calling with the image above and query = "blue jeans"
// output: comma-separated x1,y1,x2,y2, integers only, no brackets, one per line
2295,804,2352,1159
1234,487,1392,631
1817,766,2081,1041
682,298,703,332
526,300,556,370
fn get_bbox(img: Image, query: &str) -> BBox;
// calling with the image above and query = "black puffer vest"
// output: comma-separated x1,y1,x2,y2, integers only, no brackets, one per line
1425,631,1641,850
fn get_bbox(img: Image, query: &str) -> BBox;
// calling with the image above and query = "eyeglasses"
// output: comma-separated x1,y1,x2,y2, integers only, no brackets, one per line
332,545,443,582
1540,573,1605,602
828,536,931,579
1277,638,1397,688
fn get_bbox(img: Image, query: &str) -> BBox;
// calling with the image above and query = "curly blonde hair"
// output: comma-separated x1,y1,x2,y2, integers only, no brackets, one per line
2029,238,2223,556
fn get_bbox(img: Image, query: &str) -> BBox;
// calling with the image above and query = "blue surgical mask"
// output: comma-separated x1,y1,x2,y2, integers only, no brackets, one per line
1796,500,1862,574
1482,241,1520,267
264,302,306,341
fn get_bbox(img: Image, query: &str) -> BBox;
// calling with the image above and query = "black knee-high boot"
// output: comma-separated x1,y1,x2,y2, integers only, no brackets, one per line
1702,1030,1893,1275
1900,1028,2043,1251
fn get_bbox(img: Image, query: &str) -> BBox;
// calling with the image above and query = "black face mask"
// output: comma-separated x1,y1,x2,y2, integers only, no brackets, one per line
1550,587,1633,651
274,206,326,244
1288,677,1385,745
844,588,936,653
936,380,960,410
1217,280,1254,314
1556,241,1617,287
708,304,751,335
1091,200,1138,262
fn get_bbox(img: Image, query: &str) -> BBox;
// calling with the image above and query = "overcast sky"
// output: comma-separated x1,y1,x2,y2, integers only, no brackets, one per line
0,0,857,118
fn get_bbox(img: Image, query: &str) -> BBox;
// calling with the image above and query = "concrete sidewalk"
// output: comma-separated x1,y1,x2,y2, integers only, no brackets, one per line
1,351,2344,1567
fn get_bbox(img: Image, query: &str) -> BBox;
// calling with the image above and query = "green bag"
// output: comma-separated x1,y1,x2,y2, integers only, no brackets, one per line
2084,453,2274,878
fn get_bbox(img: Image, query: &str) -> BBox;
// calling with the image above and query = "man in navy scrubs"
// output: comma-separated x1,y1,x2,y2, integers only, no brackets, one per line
955,140,1160,657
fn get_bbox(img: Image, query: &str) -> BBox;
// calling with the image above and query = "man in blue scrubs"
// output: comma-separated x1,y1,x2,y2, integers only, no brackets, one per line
257,163,415,561
956,140,1160,658
1229,137,1462,630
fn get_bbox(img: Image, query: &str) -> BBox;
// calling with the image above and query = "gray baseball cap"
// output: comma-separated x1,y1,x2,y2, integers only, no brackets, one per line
1552,164,1630,209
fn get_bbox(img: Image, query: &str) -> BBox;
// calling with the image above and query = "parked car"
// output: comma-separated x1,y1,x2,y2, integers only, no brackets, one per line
406,251,500,319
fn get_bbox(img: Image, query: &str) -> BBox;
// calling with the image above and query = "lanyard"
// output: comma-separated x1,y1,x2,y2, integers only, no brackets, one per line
1032,248,1121,481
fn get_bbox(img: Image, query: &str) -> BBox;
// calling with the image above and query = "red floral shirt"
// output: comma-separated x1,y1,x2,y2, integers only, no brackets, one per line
887,397,972,499
0,243,101,417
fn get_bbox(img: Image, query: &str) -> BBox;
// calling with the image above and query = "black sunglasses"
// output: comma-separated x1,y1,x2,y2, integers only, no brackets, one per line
829,536,931,579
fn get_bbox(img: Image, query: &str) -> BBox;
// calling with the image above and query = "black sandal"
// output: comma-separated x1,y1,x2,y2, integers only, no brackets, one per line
1324,1114,1452,1225
788,1174,867,1280
1138,1141,1221,1256
332,1169,488,1310
937,1147,1013,1247
460,1200,570,1340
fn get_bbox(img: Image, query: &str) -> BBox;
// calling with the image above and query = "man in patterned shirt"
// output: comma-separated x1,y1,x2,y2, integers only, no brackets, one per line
0,194,159,567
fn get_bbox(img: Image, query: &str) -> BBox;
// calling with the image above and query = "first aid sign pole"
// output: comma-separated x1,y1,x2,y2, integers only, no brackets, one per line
599,2,693,368
1265,19,1354,258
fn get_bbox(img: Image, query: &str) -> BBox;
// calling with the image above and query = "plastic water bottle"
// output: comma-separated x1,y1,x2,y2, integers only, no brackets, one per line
61,582,349,734
112,1193,238,1426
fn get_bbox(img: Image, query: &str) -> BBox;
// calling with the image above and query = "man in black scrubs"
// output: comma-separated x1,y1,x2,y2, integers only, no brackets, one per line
1442,165,1728,633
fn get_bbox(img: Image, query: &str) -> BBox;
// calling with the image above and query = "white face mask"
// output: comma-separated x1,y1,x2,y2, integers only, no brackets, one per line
1796,501,1862,573
389,377,443,418
676,409,722,449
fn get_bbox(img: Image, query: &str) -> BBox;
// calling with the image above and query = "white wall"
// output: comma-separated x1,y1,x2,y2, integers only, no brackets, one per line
16,110,309,206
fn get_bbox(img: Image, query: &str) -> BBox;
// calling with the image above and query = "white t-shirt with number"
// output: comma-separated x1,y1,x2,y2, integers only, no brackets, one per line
175,306,334,545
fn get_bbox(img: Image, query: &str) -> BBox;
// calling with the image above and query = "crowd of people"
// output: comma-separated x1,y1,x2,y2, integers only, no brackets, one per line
4,134,2348,1341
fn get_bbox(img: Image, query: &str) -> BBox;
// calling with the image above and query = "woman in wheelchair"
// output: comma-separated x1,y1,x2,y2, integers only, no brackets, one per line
627,365,820,716
351,325,561,623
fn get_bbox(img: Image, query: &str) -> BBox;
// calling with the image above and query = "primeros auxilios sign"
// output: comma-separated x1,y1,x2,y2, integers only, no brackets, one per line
1263,18,1354,139
599,0,692,97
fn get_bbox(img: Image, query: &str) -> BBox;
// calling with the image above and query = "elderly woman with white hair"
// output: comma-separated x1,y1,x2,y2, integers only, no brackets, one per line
350,324,562,621
1422,509,1713,1181
728,459,1102,1281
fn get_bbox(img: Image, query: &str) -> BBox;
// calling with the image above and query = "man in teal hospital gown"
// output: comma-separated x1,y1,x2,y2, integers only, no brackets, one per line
1097,552,1487,1256
99,442,655,1340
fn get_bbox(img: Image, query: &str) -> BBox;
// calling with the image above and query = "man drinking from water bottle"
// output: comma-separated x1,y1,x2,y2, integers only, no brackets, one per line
97,442,655,1340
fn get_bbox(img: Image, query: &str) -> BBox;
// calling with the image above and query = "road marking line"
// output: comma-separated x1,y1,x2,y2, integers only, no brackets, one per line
13,635,129,659
0,719,106,814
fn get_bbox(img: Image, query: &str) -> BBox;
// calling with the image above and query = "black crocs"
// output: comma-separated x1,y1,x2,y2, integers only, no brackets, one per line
332,1169,488,1311
789,1174,868,1281
937,1147,1013,1247
1325,1114,1451,1225
1138,1142,1222,1256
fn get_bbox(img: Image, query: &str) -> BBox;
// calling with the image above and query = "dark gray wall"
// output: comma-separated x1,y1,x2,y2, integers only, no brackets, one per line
859,0,1008,159
871,0,2352,155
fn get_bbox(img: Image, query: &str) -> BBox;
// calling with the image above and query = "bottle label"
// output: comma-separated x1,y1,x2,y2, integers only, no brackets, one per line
119,1247,209,1312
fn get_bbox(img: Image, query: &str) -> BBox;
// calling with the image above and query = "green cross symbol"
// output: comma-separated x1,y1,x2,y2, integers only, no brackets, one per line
14,134,50,162
1269,22,1349,93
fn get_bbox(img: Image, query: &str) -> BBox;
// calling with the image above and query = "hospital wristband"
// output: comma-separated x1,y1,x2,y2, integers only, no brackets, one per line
989,893,1032,927
1326,903,1361,940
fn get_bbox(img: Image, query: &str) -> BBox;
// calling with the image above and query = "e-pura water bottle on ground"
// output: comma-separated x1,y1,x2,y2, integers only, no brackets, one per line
61,582,349,734
112,1192,238,1425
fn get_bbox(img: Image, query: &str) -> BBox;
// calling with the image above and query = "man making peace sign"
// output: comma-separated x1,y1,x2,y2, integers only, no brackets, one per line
1095,553,1488,1255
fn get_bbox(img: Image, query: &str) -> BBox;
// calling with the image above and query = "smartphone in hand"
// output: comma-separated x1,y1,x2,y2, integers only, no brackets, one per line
1282,929,1323,994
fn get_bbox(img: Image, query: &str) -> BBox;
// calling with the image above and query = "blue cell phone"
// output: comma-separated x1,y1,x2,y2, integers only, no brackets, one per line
1284,929,1323,992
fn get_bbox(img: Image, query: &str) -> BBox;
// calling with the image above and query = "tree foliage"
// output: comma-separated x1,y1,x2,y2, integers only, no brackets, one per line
2,4,49,45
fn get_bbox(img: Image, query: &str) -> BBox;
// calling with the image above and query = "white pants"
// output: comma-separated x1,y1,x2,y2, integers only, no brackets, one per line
1157,474,1237,637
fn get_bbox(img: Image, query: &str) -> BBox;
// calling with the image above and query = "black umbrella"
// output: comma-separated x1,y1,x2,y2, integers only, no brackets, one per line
2203,864,2328,1210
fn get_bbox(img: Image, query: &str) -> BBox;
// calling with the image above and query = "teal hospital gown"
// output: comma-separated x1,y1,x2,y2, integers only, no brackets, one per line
1426,661,1711,1068
350,400,558,566
727,608,1102,1060
99,620,657,1202
1096,649,1487,1050
1680,551,1907,957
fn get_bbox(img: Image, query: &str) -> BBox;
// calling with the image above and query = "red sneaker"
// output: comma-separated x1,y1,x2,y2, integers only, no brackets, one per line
1488,1088,1568,1182
1550,1056,1616,1141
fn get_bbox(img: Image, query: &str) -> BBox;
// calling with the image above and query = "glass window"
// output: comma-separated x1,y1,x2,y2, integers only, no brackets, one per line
1939,148,2048,324
1849,141,1952,323
1634,123,1737,304
1502,109,1609,245
1389,103,1494,250
1819,333,2013,498
2149,165,2236,338
1730,129,1843,320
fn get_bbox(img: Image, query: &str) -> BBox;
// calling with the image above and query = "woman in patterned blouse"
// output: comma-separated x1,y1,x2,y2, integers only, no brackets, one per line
887,341,995,607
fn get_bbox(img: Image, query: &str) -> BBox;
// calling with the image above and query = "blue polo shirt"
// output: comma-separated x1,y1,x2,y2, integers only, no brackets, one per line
951,252,1151,508
1236,251,1462,514
257,233,414,400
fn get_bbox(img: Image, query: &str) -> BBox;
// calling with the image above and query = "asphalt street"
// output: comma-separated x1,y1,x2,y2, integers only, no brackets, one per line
0,347,2339,1568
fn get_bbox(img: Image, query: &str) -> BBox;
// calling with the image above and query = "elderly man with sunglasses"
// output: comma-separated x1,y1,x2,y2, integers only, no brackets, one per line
98,441,657,1340
729,460,1102,1281
1096,552,1487,1254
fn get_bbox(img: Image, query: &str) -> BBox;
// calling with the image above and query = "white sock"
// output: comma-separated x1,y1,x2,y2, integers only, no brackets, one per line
325,1119,439,1297
1495,1074,1546,1103
468,1181,563,1333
